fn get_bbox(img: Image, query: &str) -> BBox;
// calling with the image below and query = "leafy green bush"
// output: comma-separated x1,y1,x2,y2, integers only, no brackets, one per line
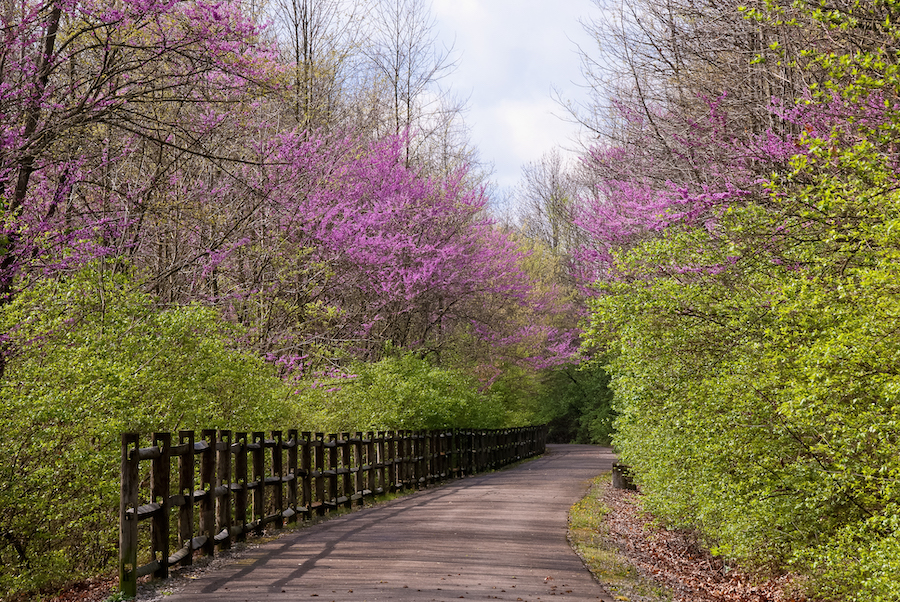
294,351,507,432
585,172,900,599
0,267,294,597
531,363,615,445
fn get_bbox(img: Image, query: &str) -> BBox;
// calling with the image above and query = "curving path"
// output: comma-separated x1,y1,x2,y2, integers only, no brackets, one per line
160,444,616,602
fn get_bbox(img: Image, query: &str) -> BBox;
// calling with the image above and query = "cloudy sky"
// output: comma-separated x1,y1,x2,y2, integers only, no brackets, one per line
431,0,600,195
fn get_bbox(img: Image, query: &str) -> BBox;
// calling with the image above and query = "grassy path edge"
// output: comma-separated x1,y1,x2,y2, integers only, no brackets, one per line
567,474,673,602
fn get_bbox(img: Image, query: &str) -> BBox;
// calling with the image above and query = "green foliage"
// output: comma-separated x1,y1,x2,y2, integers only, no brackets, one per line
292,351,507,432
530,363,615,445
572,0,900,595
479,364,545,427
0,266,294,597
580,69,900,597
584,137,900,598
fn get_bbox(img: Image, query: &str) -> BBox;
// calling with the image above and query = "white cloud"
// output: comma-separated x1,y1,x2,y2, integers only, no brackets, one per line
472,99,574,189
432,0,598,193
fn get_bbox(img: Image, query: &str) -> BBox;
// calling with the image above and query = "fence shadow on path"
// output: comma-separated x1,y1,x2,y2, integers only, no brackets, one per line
146,443,617,602
119,427,549,597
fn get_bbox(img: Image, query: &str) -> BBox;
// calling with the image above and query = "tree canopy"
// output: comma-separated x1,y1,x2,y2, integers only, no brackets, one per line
568,1,900,599
0,0,582,595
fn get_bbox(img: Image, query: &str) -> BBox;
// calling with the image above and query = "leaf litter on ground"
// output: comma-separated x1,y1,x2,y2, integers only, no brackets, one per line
568,476,817,602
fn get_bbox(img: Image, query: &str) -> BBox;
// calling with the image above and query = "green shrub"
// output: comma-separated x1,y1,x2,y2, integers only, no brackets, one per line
586,196,900,599
293,351,507,432
0,267,293,597
530,363,615,445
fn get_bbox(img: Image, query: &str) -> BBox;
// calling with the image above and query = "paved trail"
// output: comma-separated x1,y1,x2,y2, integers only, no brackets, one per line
162,444,616,602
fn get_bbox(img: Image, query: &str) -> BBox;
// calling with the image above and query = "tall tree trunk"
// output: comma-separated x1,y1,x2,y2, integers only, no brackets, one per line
0,3,61,380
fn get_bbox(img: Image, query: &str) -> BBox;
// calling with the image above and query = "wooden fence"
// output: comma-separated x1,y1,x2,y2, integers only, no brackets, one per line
119,426,547,596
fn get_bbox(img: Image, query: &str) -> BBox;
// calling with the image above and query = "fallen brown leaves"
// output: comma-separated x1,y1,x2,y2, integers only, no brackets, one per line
42,574,117,602
599,483,814,602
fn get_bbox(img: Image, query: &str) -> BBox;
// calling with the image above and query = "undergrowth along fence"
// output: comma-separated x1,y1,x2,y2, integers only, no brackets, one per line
119,426,547,596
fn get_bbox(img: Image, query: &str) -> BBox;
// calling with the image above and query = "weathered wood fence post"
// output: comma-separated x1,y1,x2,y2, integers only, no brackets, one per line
151,432,171,579
233,432,248,542
216,429,232,550
119,433,139,598
286,429,299,525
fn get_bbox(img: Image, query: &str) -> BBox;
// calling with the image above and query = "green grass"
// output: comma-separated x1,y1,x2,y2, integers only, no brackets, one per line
567,475,672,602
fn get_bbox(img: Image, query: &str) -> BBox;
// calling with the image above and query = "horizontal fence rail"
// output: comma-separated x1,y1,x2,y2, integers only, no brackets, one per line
119,426,547,596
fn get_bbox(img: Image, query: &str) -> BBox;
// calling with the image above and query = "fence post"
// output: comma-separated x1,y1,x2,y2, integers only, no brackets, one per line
428,431,436,484
177,431,195,564
429,432,437,483
462,430,468,474
459,430,467,476
480,430,487,472
287,429,299,524
151,432,171,579
402,430,409,488
458,429,466,476
425,431,440,485
341,432,352,509
233,432,248,542
490,430,498,468
385,431,396,491
391,430,400,490
389,430,398,490
421,432,429,485
314,432,325,515
475,430,482,471
365,431,375,498
272,430,284,529
119,433,139,598
301,431,312,518
411,430,420,488
522,427,528,456
437,431,446,481
354,432,365,506
199,429,216,556
375,431,386,494
396,430,404,490
493,430,500,468
439,431,446,480
416,431,425,488
465,429,472,475
448,430,457,478
252,431,265,533
217,429,232,550
417,431,424,486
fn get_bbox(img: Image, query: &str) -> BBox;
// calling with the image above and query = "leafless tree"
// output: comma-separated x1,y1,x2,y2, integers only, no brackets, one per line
268,0,372,129
516,149,582,255
573,0,830,189
264,0,479,176
365,0,459,165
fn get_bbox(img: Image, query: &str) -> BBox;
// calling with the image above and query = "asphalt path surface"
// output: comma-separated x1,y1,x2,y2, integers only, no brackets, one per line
162,444,616,602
